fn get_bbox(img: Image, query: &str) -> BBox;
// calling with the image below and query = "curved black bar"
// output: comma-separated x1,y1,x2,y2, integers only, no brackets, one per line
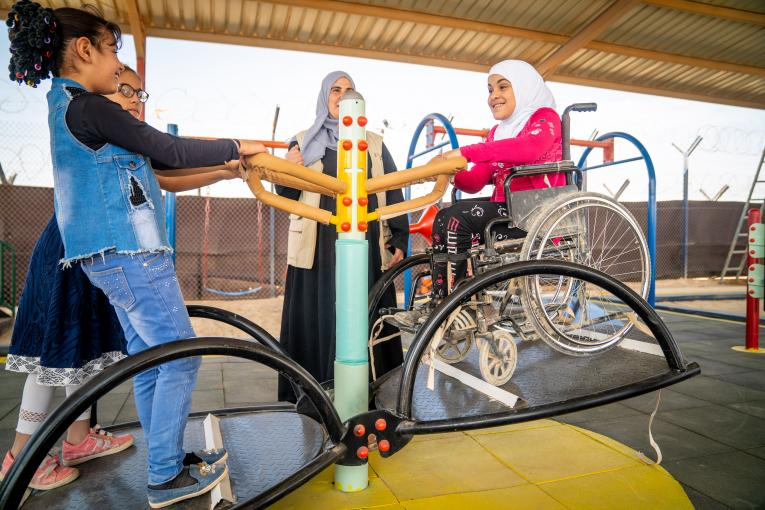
368,253,431,324
397,361,699,435
396,260,692,417
187,304,286,356
0,338,344,510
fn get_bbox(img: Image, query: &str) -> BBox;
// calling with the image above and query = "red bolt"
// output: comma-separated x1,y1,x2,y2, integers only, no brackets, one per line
751,238,756,243
353,424,365,437
374,418,387,431
358,140,368,151
343,197,353,206
356,446,369,459
342,140,353,150
358,197,368,206
358,116,368,127
750,278,755,283
342,116,353,126
341,222,351,232
358,222,368,232
752,226,756,231
378,439,390,453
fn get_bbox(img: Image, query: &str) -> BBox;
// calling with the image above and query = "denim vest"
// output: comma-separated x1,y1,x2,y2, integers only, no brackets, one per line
48,77,170,265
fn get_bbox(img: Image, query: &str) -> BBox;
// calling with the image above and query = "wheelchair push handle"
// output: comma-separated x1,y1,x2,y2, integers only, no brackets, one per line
565,103,597,114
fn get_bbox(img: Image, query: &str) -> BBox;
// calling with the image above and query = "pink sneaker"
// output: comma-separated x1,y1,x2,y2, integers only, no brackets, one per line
0,451,79,490
62,426,135,466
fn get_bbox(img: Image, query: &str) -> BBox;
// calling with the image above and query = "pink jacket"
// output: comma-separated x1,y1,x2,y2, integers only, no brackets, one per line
455,107,564,202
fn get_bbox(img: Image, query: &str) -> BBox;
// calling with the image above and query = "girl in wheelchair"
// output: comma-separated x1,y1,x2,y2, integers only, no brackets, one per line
395,59,566,326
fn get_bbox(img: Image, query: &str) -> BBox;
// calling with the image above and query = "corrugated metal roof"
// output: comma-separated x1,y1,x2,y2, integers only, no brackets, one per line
2,0,764,108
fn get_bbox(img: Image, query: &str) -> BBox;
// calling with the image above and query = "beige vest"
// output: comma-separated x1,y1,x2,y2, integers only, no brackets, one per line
287,131,393,270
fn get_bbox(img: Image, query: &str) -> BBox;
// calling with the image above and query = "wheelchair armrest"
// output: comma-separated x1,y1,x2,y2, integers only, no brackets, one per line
503,161,582,212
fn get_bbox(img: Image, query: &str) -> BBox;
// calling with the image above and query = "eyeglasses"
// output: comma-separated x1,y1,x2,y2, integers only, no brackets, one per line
116,82,149,103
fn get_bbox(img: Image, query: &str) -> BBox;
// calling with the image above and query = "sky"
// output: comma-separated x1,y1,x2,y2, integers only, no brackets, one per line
1,33,764,203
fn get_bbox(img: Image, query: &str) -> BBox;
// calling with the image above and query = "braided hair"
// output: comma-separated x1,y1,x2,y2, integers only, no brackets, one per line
6,0,121,88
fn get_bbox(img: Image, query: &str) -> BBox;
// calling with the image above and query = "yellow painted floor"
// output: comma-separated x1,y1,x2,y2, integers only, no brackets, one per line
271,419,692,510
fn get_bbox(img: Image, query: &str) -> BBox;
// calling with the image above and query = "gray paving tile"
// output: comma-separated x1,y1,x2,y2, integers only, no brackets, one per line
558,402,643,424
92,394,129,426
195,370,223,391
660,404,765,449
666,451,765,509
745,446,765,461
573,415,733,461
0,398,19,420
621,388,708,414
191,389,225,413
692,356,759,376
224,377,277,405
695,352,765,372
671,376,765,404
0,427,15,449
710,371,765,393
681,484,732,510
727,400,765,420
0,404,19,429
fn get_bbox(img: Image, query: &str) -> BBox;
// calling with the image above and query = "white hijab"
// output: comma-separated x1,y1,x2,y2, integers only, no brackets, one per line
489,60,556,141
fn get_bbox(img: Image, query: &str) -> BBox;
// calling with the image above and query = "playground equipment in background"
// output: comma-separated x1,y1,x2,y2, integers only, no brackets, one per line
0,95,699,510
739,208,764,353
404,110,658,305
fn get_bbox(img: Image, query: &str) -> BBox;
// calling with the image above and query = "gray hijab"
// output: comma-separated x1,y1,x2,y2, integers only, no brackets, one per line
299,70,355,166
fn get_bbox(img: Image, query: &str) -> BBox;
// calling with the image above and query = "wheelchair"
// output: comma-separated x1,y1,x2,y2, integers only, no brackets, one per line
369,104,650,387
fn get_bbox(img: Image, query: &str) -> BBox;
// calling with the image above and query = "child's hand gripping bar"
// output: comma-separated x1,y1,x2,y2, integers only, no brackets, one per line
366,156,467,221
243,153,347,225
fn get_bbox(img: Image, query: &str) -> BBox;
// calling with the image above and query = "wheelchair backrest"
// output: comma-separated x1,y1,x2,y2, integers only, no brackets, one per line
510,184,578,232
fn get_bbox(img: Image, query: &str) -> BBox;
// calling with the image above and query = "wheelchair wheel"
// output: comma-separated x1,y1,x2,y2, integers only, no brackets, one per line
519,192,650,356
435,332,473,364
478,330,518,386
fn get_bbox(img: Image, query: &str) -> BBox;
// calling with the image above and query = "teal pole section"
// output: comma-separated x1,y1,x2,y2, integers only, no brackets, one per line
333,236,369,492
165,123,178,263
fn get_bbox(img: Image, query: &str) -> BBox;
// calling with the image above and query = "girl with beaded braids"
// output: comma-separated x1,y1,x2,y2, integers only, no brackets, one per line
5,2,268,507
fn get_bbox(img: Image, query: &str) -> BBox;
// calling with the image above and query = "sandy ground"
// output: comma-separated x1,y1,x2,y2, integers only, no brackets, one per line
189,297,284,339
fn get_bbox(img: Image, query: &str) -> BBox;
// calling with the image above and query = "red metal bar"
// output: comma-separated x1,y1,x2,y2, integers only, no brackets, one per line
746,208,760,350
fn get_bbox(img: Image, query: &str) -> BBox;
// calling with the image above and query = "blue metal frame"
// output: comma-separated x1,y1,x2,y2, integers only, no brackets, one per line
404,118,658,307
403,114,460,305
165,123,178,263
577,132,656,305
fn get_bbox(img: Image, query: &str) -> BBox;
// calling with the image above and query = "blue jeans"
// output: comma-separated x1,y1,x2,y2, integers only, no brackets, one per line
81,251,200,485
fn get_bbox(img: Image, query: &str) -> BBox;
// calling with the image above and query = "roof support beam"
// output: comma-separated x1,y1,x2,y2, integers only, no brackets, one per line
551,72,764,109
122,0,146,60
265,0,765,77
643,0,765,26
537,0,639,78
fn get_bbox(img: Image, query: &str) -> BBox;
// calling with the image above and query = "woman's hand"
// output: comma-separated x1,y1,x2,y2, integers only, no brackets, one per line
286,145,304,166
387,247,405,269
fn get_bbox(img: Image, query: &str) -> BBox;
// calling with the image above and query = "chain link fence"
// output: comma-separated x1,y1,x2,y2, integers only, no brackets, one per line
0,119,753,312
